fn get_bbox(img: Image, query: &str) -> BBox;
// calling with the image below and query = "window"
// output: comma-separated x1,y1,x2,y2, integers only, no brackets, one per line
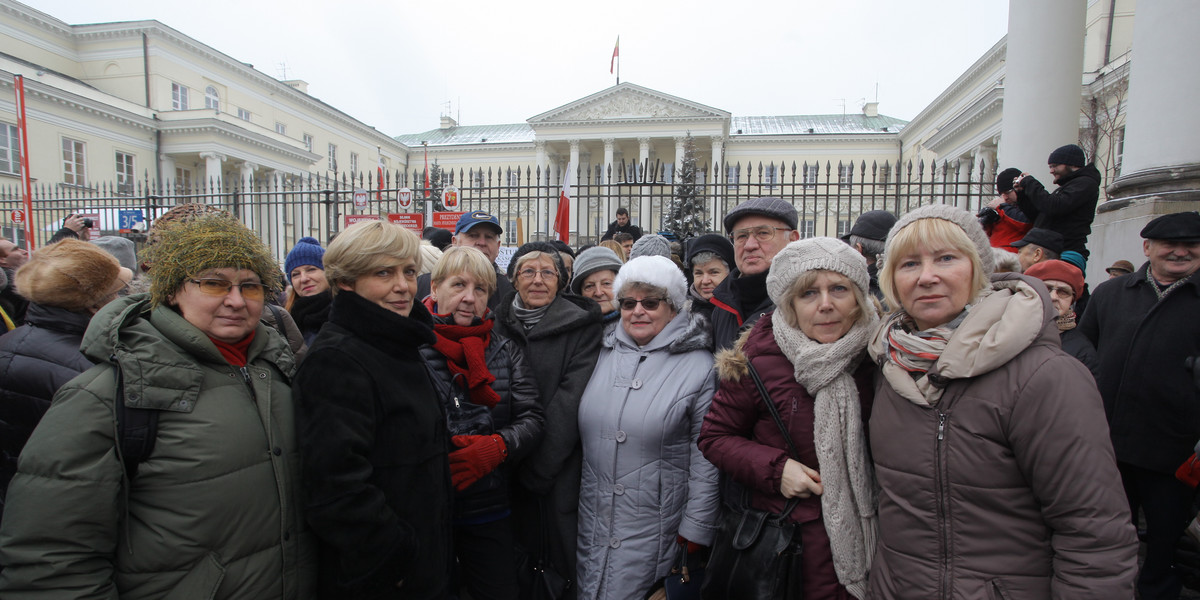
473,170,486,188
663,164,674,184
799,219,815,238
1115,127,1126,176
205,86,219,111
725,164,740,189
302,134,313,152
175,167,192,191
61,138,86,186
878,163,891,186
838,164,854,190
237,108,251,121
115,151,135,193
506,169,519,192
837,219,852,237
350,152,359,175
802,164,818,189
764,163,778,189
0,123,19,175
172,83,189,110
327,143,337,171
275,122,286,135
505,219,518,245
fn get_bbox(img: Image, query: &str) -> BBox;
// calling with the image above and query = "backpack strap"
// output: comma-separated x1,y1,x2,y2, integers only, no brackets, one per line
113,360,159,480
265,303,289,340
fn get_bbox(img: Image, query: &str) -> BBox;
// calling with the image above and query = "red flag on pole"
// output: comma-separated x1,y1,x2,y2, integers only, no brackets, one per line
554,164,572,243
12,75,35,252
610,37,619,74
377,154,385,200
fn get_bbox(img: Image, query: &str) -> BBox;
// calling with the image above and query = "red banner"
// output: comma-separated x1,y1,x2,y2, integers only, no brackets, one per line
432,211,465,230
344,214,381,228
387,213,423,233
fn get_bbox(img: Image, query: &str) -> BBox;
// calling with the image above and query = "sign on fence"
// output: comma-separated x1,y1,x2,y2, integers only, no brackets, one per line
352,188,370,209
432,211,465,229
442,186,460,209
387,213,423,233
398,188,413,209
345,214,381,228
118,209,145,232
10,210,23,224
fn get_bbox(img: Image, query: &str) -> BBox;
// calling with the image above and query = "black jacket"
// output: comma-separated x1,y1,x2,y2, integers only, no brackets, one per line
708,269,775,351
600,221,643,241
419,314,545,521
0,304,94,516
0,268,27,327
1016,164,1102,258
1060,326,1099,382
294,291,452,599
1079,264,1200,474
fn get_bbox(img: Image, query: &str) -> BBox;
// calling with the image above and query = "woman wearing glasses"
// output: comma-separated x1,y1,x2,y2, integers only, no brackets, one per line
575,256,720,600
0,214,315,599
494,241,602,598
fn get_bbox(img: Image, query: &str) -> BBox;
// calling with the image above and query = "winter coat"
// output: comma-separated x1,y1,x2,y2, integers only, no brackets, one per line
287,290,331,346
866,273,1137,599
0,294,316,600
0,303,95,517
983,203,1033,250
1016,164,1101,258
699,312,873,600
1079,263,1200,474
262,302,307,363
419,313,545,520
1058,326,1099,382
293,291,452,600
576,310,719,600
709,269,774,351
600,221,643,241
493,291,602,591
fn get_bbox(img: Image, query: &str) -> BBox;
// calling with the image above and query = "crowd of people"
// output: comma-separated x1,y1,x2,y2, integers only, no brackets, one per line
0,140,1196,600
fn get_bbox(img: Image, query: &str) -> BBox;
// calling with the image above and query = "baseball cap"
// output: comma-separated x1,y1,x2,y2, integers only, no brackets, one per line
455,211,503,235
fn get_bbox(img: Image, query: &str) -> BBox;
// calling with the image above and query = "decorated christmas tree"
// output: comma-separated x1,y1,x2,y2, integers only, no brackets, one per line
665,133,709,240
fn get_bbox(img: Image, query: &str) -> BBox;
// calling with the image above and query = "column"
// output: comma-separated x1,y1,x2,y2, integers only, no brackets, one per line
1091,0,1200,284
534,140,548,242
602,138,615,228
638,137,652,230
675,136,686,173
972,146,997,208
199,152,225,191
159,155,176,191
239,162,257,228
710,136,725,229
603,138,615,184
567,140,580,242
997,0,1086,171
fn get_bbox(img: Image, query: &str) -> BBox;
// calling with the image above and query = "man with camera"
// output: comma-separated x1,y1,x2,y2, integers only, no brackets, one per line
1012,144,1102,259
978,167,1033,250
48,214,92,244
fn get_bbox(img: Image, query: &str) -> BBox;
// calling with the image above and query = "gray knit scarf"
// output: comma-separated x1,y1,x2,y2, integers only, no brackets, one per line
511,295,551,332
772,314,877,600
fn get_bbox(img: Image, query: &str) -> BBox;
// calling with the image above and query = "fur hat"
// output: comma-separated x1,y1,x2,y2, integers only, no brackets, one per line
767,237,870,309
884,203,995,280
570,246,624,295
612,255,688,312
629,234,671,260
144,213,281,307
15,239,122,312
285,237,325,275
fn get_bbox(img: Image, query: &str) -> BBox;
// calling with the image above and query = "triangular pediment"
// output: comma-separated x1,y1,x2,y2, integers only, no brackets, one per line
528,83,729,125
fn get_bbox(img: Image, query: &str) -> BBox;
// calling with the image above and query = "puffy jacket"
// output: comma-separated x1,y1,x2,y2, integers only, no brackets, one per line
1016,164,1101,258
709,269,774,351
0,304,94,517
419,313,545,520
865,274,1137,599
576,310,719,600
0,294,316,600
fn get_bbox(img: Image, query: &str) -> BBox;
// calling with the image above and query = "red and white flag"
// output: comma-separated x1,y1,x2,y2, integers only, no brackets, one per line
554,164,572,243
610,37,619,74
377,155,385,200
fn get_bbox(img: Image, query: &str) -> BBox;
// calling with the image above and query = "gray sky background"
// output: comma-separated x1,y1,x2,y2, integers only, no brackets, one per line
24,0,1010,137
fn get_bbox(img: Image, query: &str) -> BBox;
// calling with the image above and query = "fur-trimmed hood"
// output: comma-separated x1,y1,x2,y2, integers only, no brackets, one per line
715,324,755,382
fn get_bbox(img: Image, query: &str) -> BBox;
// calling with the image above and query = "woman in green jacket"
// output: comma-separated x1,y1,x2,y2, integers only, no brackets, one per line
0,213,316,600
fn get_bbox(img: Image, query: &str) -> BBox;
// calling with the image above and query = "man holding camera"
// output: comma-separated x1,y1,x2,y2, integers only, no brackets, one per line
48,214,92,244
978,167,1033,250
1013,144,1102,259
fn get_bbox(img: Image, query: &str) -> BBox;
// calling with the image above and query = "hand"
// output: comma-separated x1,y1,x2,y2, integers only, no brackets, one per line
1013,173,1030,191
449,434,507,491
64,214,88,233
780,458,823,499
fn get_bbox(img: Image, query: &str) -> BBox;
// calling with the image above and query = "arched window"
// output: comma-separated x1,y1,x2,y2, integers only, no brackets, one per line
205,86,220,111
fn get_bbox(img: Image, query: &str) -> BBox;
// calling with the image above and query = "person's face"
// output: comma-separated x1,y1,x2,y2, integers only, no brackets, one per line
581,270,616,304
892,243,975,330
338,259,419,317
619,290,676,346
1144,239,1200,285
1041,279,1076,317
559,252,574,281
171,268,265,343
1107,270,1126,280
289,265,329,297
790,271,860,344
515,256,559,309
1016,244,1042,272
432,271,489,326
620,239,634,256
0,239,29,270
616,213,629,226
1000,189,1018,204
453,226,501,263
730,216,799,276
691,259,730,300
1048,163,1072,182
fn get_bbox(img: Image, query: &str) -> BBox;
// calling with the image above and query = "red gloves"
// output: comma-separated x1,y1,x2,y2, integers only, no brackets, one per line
449,434,507,491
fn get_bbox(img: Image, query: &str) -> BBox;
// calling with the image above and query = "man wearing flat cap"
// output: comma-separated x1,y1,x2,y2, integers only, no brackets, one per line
1080,211,1200,600
841,209,896,300
1011,227,1065,273
1013,143,1102,259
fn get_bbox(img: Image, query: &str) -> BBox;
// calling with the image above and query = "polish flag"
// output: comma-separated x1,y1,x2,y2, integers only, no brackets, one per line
610,37,619,74
377,156,385,200
555,165,572,243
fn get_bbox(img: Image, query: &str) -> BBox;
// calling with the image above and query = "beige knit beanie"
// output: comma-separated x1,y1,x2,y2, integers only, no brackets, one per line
882,203,995,280
766,237,870,308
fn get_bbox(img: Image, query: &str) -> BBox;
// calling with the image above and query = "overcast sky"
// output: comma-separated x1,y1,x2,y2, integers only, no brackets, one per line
24,0,1009,137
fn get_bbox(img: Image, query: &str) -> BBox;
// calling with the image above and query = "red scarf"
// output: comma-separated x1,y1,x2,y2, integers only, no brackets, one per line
431,320,500,408
210,330,255,367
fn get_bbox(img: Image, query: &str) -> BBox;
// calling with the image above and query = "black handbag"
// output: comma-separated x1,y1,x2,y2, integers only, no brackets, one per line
515,497,571,600
701,362,805,600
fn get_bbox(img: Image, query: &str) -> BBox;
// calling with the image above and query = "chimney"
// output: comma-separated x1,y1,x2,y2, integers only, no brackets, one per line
282,80,309,94
440,115,458,129
862,102,879,117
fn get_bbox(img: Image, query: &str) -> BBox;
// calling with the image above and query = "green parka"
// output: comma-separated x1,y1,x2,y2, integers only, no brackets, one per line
0,294,316,600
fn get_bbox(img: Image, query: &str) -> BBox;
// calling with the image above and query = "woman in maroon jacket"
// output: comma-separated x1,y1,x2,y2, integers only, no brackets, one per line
699,237,879,599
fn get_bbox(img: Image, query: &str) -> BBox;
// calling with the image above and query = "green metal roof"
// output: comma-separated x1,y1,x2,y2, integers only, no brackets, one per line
394,123,535,147
731,114,907,135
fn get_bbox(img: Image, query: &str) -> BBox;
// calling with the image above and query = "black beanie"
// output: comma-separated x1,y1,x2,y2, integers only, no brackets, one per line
507,241,569,291
685,234,736,271
1047,144,1085,168
995,167,1023,193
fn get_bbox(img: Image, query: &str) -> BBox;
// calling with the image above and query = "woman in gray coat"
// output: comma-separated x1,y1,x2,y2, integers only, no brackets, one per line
576,256,720,600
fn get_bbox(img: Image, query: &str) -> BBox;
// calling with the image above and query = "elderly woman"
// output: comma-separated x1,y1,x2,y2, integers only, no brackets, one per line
292,220,452,599
1023,259,1098,379
284,236,330,344
685,234,735,321
0,214,314,599
576,256,720,599
570,246,625,333
494,241,602,597
418,246,544,600
867,204,1137,598
698,238,879,599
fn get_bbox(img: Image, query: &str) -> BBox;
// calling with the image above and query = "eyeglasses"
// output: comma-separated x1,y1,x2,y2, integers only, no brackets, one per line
618,297,666,311
730,225,792,246
517,268,557,281
1044,284,1075,298
189,278,267,301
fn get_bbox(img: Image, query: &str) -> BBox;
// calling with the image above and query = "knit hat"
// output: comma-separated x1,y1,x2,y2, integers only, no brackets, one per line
285,236,325,276
92,236,138,275
145,213,281,308
629,234,671,260
1025,259,1085,298
685,234,736,270
723,196,799,232
612,255,688,312
885,203,995,280
507,241,568,291
1059,250,1086,274
14,239,122,312
995,167,1023,193
570,246,624,295
766,237,870,309
422,227,452,251
1047,144,1086,167
842,210,898,243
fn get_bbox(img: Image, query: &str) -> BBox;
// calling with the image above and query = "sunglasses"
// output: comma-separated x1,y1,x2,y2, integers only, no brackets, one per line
189,278,267,301
617,297,666,311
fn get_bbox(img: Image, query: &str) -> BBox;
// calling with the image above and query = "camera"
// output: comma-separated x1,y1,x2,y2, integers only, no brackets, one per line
977,207,1000,226
82,218,94,228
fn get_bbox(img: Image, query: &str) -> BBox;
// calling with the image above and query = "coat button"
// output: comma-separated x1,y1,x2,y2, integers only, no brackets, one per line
258,372,267,379
610,538,621,548
283,532,291,541
631,380,642,389
614,484,625,495
228,373,236,378
178,400,188,409
272,447,282,456
615,430,627,442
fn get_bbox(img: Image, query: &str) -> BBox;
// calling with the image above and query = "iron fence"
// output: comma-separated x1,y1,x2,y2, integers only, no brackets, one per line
0,158,998,263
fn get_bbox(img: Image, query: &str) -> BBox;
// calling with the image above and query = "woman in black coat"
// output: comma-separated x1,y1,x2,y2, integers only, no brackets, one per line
293,221,452,600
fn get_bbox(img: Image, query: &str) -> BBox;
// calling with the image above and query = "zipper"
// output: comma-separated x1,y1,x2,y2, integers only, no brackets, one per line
935,409,950,599
239,366,257,401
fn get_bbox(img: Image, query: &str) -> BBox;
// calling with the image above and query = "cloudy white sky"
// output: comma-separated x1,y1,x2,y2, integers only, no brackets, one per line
24,0,1009,137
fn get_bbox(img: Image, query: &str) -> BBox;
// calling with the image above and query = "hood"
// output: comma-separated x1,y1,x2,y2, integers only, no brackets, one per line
605,308,711,354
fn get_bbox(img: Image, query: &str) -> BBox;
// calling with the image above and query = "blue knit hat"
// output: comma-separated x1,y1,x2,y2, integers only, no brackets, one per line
285,236,325,275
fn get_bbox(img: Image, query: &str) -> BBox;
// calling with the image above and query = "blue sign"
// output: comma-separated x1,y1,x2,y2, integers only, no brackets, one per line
118,209,144,230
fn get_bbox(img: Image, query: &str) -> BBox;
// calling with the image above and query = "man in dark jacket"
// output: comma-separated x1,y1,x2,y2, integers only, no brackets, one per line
0,237,29,326
1079,211,1200,600
1014,143,1102,259
840,209,897,300
709,197,799,350
599,207,643,241
415,211,514,310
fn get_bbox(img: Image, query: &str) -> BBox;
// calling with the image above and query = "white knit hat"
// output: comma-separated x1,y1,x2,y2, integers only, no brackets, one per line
612,255,688,312
882,203,995,279
766,237,870,308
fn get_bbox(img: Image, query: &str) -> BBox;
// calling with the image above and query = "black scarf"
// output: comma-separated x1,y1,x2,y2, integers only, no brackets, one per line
290,290,332,337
